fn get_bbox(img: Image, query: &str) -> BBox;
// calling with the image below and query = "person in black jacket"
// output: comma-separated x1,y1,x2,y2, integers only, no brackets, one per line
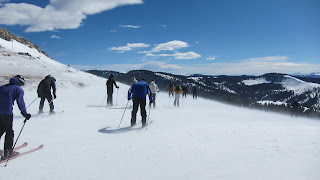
37,75,56,114
106,74,119,106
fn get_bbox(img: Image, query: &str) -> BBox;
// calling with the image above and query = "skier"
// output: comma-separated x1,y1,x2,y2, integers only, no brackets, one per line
0,75,31,160
181,83,188,98
167,82,174,97
173,84,183,107
106,74,119,106
149,80,160,108
192,85,198,99
291,99,299,117
37,75,56,114
128,78,153,127
131,76,138,85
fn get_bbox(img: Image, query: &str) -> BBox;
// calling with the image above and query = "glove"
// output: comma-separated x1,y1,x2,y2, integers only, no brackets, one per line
38,94,41,97
116,86,119,89
150,100,153,103
128,98,131,101
54,94,57,99
23,113,31,120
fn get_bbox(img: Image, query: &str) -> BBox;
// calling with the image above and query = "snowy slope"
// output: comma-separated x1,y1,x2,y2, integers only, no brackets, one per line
282,75,320,95
1,39,320,180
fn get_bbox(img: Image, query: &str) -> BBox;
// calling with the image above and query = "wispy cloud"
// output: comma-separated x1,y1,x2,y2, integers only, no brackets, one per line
206,56,216,60
0,0,143,32
118,25,141,29
146,51,201,60
160,24,167,28
110,30,117,33
151,40,189,52
109,43,150,53
50,35,61,39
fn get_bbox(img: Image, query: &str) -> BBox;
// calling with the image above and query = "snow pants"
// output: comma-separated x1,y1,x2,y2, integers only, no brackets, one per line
174,93,181,106
39,93,54,112
131,97,147,126
107,93,113,106
0,115,14,152
149,93,156,108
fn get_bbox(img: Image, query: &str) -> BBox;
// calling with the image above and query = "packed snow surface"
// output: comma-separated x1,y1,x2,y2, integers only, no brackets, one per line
1,38,320,180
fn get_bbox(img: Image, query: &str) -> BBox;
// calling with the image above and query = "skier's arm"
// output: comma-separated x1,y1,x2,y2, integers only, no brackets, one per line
51,79,57,98
128,86,133,100
16,88,27,115
147,86,153,102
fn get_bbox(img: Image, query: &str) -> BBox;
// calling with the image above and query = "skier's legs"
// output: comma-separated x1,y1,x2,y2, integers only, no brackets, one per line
152,93,156,108
1,115,14,152
46,94,54,111
107,93,113,106
39,97,45,111
139,98,147,125
131,98,139,125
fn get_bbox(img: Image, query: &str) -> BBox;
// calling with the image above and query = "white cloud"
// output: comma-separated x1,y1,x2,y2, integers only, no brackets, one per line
72,56,320,76
0,0,143,32
206,56,216,60
118,25,141,29
173,52,201,60
50,35,61,39
151,40,189,52
146,51,201,60
73,60,181,72
109,43,150,53
160,24,167,28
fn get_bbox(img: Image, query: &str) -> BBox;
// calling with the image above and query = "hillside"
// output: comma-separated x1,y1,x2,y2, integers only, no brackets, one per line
87,70,320,118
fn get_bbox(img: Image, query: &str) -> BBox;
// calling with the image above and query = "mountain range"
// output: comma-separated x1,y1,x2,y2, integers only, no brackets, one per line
86,69,320,118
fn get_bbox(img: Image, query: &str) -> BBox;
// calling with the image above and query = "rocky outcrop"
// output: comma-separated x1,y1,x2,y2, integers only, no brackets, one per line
0,27,50,57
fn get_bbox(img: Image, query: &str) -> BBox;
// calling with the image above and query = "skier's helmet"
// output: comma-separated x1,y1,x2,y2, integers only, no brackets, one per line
15,75,25,86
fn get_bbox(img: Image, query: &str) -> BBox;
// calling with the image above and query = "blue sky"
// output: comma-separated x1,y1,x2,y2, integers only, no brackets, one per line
0,0,319,75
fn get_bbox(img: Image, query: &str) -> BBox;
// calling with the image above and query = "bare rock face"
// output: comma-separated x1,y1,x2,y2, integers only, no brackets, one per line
0,27,50,58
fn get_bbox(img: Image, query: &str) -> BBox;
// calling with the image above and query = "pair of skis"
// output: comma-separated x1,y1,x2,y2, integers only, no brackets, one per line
0,142,44,164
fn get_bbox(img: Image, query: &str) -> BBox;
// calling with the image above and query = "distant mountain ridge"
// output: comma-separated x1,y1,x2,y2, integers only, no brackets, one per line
87,70,320,118
0,27,50,57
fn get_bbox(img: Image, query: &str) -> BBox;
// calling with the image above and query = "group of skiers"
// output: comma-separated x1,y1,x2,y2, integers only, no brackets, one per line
0,75,57,160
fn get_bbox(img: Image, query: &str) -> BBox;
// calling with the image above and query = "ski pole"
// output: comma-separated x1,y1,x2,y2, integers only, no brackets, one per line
146,106,151,130
118,100,129,128
4,119,27,166
26,97,38,109
102,93,107,105
116,88,119,106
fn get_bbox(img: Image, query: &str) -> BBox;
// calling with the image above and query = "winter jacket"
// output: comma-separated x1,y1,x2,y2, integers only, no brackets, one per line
167,83,174,91
173,85,183,94
106,77,118,94
149,81,159,94
37,76,56,97
128,81,153,102
0,78,27,115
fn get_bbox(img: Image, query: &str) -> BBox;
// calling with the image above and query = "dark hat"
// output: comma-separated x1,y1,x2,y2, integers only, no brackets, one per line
15,75,25,86
141,78,146,81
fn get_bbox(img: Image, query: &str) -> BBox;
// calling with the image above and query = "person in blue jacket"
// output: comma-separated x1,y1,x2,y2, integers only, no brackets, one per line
0,75,31,160
128,78,153,127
